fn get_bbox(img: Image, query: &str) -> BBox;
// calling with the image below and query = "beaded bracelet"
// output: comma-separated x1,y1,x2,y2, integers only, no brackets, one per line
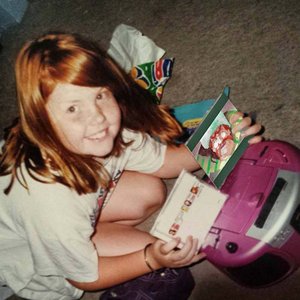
144,243,155,272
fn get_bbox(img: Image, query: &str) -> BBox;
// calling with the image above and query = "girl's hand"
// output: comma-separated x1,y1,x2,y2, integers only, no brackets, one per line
228,111,263,145
146,236,206,270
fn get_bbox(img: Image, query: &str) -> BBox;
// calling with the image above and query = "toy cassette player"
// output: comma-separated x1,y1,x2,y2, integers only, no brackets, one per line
202,140,300,288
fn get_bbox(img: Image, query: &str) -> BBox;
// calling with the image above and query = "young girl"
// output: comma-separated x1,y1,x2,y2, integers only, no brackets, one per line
0,32,262,300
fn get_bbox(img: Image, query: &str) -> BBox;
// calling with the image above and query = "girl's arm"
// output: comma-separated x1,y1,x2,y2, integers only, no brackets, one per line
68,248,154,291
67,236,204,291
153,143,200,178
153,112,262,179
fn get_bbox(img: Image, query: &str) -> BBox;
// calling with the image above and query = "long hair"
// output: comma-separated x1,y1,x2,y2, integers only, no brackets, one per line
0,32,181,195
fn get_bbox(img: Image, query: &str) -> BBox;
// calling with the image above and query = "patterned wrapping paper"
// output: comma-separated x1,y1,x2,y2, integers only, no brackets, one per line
108,24,174,103
130,58,174,103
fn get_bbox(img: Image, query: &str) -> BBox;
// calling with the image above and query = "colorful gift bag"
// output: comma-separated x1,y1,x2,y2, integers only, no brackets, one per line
130,58,174,103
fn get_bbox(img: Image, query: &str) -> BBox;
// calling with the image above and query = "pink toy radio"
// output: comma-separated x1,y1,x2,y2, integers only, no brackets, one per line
202,140,300,288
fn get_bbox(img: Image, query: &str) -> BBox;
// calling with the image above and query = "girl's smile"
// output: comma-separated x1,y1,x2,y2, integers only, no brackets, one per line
85,128,109,141
46,83,121,157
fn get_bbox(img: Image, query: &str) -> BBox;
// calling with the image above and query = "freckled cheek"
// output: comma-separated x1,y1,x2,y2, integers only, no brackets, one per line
108,105,122,125
55,122,84,148
46,110,85,152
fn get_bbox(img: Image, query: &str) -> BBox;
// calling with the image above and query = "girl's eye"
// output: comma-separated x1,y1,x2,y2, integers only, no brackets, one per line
97,88,111,100
67,106,77,113
96,93,103,100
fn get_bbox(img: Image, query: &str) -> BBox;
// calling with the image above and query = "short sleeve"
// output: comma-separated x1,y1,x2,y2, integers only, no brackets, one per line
123,130,167,173
17,178,99,283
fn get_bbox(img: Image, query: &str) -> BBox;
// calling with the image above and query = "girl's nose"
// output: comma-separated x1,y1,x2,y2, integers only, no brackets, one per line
89,104,106,125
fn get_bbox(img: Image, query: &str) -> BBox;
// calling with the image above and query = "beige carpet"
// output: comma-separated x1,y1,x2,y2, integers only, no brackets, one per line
1,1,299,299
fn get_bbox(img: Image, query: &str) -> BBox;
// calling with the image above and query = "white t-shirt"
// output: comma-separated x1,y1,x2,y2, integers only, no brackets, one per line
0,129,166,300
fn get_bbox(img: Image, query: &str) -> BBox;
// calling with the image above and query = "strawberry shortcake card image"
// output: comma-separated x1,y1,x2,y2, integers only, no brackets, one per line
185,87,249,188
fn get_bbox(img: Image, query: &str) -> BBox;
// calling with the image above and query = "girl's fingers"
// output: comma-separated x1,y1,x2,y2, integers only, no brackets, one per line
180,240,199,264
232,116,251,134
172,237,199,264
159,237,181,254
155,237,206,267
190,251,207,264
228,111,243,124
228,111,249,134
241,123,262,139
229,111,263,142
171,236,194,260
248,134,263,144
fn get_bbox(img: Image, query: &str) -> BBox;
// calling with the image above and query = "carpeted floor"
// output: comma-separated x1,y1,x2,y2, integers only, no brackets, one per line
1,0,299,299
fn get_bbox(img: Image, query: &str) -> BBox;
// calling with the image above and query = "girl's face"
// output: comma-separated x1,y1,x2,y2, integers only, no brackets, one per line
46,83,121,158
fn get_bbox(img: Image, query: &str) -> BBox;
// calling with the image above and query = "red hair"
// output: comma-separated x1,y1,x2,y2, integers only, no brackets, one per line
0,32,182,194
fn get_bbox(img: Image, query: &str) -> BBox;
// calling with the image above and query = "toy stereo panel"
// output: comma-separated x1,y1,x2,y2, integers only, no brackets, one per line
243,141,300,172
203,170,300,267
247,170,300,248
203,229,270,267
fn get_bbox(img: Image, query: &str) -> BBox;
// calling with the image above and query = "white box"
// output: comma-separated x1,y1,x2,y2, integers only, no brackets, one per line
150,170,228,250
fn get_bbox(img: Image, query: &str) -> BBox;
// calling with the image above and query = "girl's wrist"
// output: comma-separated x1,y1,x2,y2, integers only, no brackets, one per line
143,243,162,271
